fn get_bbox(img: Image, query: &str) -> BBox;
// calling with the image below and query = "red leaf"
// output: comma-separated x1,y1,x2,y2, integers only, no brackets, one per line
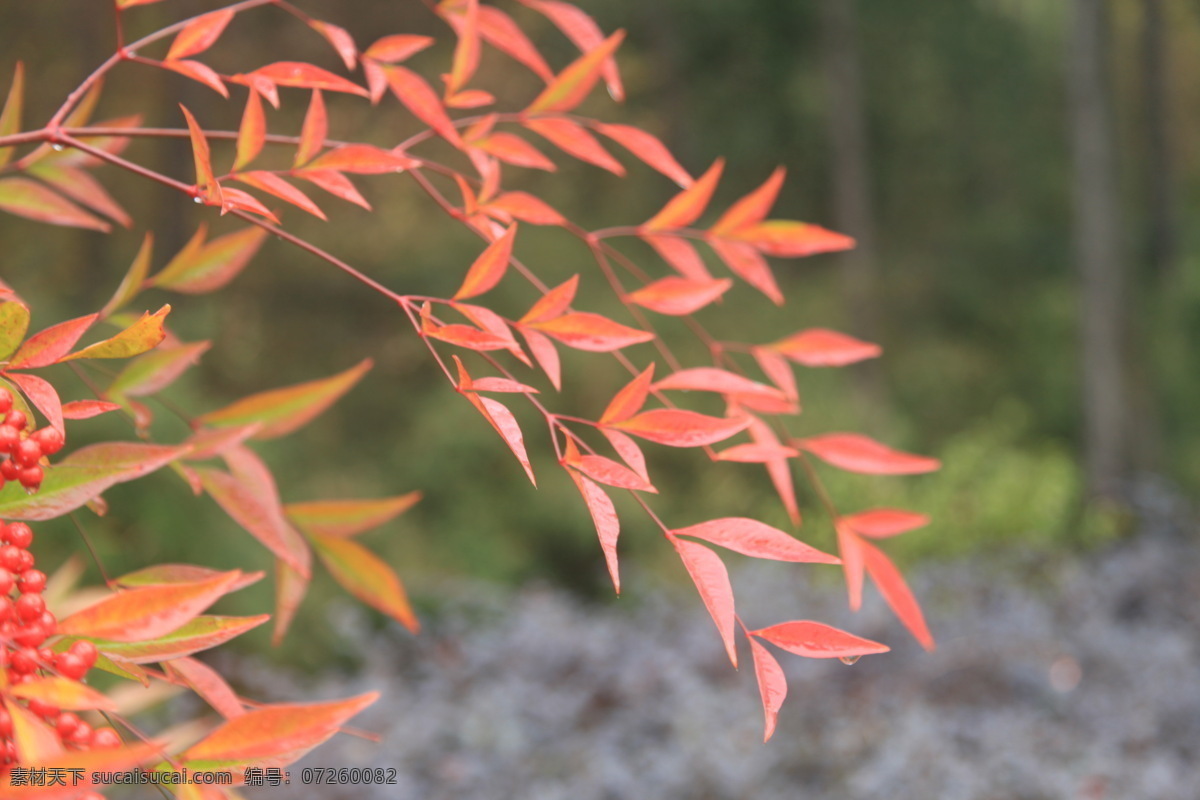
149,226,269,294
642,233,712,280
474,132,556,171
526,29,625,114
218,186,280,222
841,508,930,539
453,302,528,365
306,144,416,174
518,0,623,101
749,638,787,743
752,620,890,660
181,693,377,769
61,400,121,420
365,35,434,63
249,62,367,97
6,372,63,433
519,328,560,390
273,559,308,645
168,10,235,60
385,65,464,147
716,442,799,462
26,163,132,228
624,277,731,316
110,341,209,398
464,394,535,485
599,363,654,424
161,59,229,98
58,570,243,641
772,328,881,367
641,158,723,231
441,0,482,97
519,274,578,324
477,5,554,81
709,237,782,305
752,347,798,402
196,467,311,578
671,536,736,666
179,105,218,204
8,313,97,369
673,517,838,564
837,524,865,611
312,533,419,632
652,367,785,404
567,452,655,493
0,177,110,232
600,428,647,480
91,614,269,663
746,416,799,526
294,169,371,210
117,563,263,592
309,20,357,70
734,220,856,257
613,408,750,448
484,191,565,226
861,539,935,650
594,123,692,187
234,172,326,220
167,656,245,718
233,89,266,171
294,89,327,167
567,471,620,592
427,322,513,352
711,167,785,236
454,224,517,300
523,117,624,174
284,492,421,538
527,312,652,352
6,699,63,763
798,433,940,475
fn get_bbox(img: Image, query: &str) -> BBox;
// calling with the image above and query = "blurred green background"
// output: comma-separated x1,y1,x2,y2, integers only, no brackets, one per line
0,0,1194,663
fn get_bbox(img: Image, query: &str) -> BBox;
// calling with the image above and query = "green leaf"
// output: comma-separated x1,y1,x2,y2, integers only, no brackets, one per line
0,301,30,361
196,359,372,439
0,441,190,521
87,615,269,664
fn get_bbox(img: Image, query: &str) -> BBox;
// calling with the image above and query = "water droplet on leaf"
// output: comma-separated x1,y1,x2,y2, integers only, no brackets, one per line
51,144,64,151
193,196,204,204
838,655,861,665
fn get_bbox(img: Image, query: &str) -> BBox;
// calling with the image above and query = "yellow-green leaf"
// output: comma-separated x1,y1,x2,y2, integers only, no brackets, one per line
88,615,269,664
285,492,421,538
525,30,625,115
12,677,118,711
0,62,25,168
148,226,268,295
312,533,418,631
0,301,30,361
61,304,170,361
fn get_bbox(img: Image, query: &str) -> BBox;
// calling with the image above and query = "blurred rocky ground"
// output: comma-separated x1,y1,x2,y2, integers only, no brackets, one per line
239,482,1197,800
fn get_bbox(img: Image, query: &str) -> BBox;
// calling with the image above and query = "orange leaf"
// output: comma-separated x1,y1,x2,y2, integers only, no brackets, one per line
306,144,416,174
284,492,421,538
149,226,268,294
749,637,786,742
564,438,655,493
167,656,245,718
182,693,377,768
567,470,620,592
196,467,311,577
477,5,554,81
233,172,326,220
180,104,219,204
523,117,623,174
0,745,162,798
385,65,464,147
249,62,367,97
611,408,750,448
674,517,837,564
294,169,371,210
641,158,723,231
58,570,244,642
168,10,235,60
443,0,482,97
598,363,654,424
519,274,578,324
160,60,229,97
624,277,731,316
0,177,110,232
312,533,419,631
526,29,624,114
0,63,25,168
710,167,785,236
454,224,516,300
294,89,327,167
642,234,712,280
771,328,881,367
197,359,371,439
861,539,935,650
484,191,565,226
272,558,308,645
751,620,890,659
233,89,266,171
7,313,97,369
426,322,513,352
61,400,121,420
652,367,785,404
364,34,434,63
5,698,63,763
61,304,170,361
840,508,930,539
519,327,560,390
91,614,270,663
111,341,211,398
13,677,119,711
117,563,263,592
518,0,623,100
527,311,652,352
474,132,556,171
671,536,736,666
26,162,132,228
594,122,692,187
733,220,855,257
709,237,782,305
218,186,280,222
798,433,940,475
309,20,357,70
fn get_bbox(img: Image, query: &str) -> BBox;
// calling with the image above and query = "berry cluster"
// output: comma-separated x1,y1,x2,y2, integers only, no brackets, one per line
0,521,118,768
0,389,62,494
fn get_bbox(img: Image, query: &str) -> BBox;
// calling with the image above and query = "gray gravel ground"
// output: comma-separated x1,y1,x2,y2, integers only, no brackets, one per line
243,492,1199,800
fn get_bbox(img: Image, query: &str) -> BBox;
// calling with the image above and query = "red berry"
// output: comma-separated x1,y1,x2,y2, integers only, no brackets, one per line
0,426,18,454
54,652,88,680
17,570,45,594
13,551,32,573
13,623,46,648
3,411,26,432
0,390,11,416
18,465,42,491
69,640,99,668
13,439,41,468
15,594,43,622
27,697,58,719
54,712,79,738
90,728,121,749
0,459,17,481
31,426,64,456
6,523,31,550
9,648,37,674
0,546,23,573
69,721,92,745
0,570,12,596
0,711,11,738
39,611,55,635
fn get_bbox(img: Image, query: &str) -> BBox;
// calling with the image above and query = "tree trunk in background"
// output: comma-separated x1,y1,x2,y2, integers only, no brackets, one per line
1068,0,1131,499
821,0,884,415
1141,0,1176,280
